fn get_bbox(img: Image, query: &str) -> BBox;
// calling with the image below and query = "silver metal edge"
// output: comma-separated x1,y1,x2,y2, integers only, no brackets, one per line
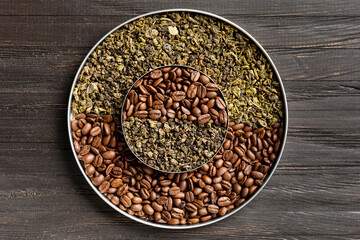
67,8,289,230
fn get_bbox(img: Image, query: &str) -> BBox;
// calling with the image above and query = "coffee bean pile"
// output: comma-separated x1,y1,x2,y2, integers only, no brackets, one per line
123,66,228,127
71,113,283,225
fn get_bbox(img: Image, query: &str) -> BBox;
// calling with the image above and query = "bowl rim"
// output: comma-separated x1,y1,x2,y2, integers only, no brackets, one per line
67,8,289,229
120,64,230,174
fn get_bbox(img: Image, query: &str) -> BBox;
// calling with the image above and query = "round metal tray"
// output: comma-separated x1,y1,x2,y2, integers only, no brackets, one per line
67,9,288,229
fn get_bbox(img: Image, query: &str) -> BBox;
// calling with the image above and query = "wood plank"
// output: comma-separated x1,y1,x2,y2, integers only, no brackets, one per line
0,169,359,239
1,0,360,17
1,48,360,97
1,16,360,49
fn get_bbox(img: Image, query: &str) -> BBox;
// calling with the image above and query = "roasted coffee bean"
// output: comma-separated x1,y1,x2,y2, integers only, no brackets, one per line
85,165,95,176
103,151,116,160
79,145,90,156
133,111,148,118
153,100,163,110
149,109,161,119
90,126,101,136
81,123,92,135
169,187,181,196
207,204,219,214
197,85,207,98
198,114,211,124
171,91,186,101
131,204,143,212
92,174,104,187
251,171,264,179
185,203,198,212
187,84,197,98
217,196,231,207
192,107,201,117
215,97,226,110
83,153,95,164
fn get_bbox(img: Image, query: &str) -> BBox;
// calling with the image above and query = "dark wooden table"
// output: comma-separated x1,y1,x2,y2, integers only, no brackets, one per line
1,1,359,239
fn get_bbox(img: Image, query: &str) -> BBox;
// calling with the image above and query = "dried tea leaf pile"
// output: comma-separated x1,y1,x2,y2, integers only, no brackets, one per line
72,11,284,127
123,117,226,172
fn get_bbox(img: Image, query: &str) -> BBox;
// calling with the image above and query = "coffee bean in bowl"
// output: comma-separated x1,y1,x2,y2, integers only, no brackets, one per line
121,66,229,173
70,112,284,226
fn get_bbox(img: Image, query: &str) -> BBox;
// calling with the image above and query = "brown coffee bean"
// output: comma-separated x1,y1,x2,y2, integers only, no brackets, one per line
188,218,200,224
103,151,115,160
146,85,158,94
187,84,197,98
139,85,150,95
180,106,191,115
251,171,264,179
246,150,256,160
171,208,184,219
79,145,90,156
153,100,163,110
207,99,215,108
200,215,212,222
200,104,209,114
219,110,228,125
223,150,233,161
241,187,249,198
131,204,142,212
151,202,163,212
133,110,148,118
132,196,142,204
75,113,86,120
215,97,226,110
81,123,92,135
169,187,181,196
244,177,254,187
71,120,79,132
92,174,104,187
83,153,95,164
149,109,161,119
244,165,252,176
205,83,218,92
168,218,179,225
99,181,110,193
153,77,163,87
249,185,258,195
197,85,207,98
206,91,217,98
171,91,186,101
85,165,95,176
185,191,195,202
117,184,129,196
185,203,197,212
190,107,201,117
157,196,168,205
143,204,154,215
217,196,231,207
190,71,200,82
166,109,176,118
198,114,211,124
208,204,219,214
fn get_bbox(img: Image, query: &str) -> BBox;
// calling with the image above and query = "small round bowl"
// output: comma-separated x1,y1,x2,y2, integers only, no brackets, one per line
120,65,229,174
67,9,288,229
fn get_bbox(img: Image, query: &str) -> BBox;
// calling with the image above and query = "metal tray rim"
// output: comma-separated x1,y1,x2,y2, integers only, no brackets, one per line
67,8,289,230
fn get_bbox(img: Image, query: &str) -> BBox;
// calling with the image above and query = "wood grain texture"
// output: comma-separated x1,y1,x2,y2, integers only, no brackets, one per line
0,0,359,239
